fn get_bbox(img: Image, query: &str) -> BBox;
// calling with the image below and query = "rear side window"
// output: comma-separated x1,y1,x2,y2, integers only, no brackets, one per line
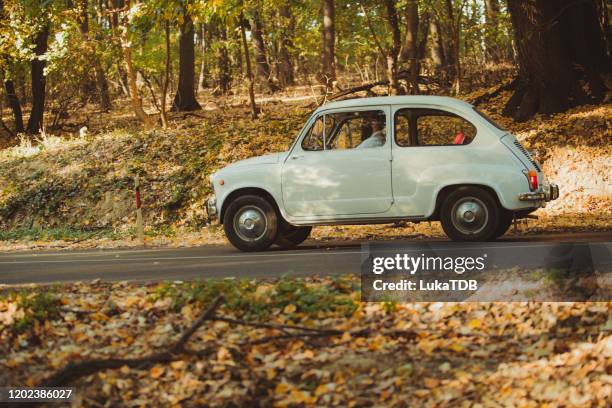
394,108,477,147
395,110,412,146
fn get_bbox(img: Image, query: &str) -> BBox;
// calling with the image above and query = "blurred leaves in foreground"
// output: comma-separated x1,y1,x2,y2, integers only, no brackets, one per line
0,276,610,406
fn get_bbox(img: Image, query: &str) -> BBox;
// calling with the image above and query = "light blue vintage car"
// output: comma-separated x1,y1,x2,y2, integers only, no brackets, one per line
207,96,559,251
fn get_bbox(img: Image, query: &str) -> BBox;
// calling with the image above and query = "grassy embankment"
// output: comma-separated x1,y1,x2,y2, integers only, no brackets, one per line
0,91,610,250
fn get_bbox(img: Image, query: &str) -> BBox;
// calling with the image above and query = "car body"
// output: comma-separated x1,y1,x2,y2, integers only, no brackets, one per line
207,96,559,251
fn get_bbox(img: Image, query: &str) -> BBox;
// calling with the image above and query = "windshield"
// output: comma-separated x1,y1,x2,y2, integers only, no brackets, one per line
473,107,506,131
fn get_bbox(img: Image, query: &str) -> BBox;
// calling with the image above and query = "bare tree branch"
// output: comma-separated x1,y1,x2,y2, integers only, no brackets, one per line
39,296,224,388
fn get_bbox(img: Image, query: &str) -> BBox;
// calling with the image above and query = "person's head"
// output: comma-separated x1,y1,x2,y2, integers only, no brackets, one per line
368,116,384,131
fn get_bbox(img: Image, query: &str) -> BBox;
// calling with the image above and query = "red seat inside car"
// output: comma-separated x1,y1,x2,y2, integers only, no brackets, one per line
453,132,466,145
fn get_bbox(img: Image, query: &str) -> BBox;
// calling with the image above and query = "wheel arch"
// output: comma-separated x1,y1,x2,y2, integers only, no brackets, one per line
220,187,281,224
431,183,503,221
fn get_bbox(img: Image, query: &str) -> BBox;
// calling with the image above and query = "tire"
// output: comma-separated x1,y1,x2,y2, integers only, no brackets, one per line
494,210,514,238
440,187,500,242
275,226,312,249
223,194,279,251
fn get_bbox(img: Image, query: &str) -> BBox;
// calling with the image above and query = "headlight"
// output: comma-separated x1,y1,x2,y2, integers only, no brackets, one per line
206,196,217,218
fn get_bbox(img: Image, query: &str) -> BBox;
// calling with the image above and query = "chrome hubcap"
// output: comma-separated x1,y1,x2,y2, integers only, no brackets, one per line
234,206,267,242
451,197,488,235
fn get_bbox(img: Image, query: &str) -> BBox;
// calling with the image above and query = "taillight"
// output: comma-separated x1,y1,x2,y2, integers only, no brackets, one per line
528,170,538,191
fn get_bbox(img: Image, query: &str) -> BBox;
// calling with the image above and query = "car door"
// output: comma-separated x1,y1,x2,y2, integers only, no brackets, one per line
281,106,393,217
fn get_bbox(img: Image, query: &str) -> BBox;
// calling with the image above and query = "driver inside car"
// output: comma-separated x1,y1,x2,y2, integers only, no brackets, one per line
356,116,386,148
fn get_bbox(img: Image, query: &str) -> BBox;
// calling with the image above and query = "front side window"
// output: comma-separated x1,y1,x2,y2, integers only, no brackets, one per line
302,116,327,151
301,110,386,151
394,108,477,147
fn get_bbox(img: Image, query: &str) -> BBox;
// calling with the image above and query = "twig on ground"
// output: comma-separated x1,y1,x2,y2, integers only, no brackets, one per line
244,328,373,346
211,316,344,334
39,296,224,388
59,306,94,316
173,296,223,352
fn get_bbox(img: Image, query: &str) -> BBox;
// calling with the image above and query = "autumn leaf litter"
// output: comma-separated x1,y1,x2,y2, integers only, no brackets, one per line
0,277,610,407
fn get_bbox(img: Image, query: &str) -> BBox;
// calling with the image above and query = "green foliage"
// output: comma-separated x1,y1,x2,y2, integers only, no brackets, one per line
382,301,398,314
542,268,591,298
0,226,123,242
0,0,518,132
151,276,357,320
0,289,61,333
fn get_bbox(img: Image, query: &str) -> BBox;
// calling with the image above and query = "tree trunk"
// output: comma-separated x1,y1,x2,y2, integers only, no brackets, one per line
277,5,295,88
444,0,462,94
563,0,610,101
77,0,111,110
483,0,501,63
160,21,170,128
503,0,609,122
0,0,23,133
213,22,231,95
600,0,612,62
116,68,130,97
240,14,259,119
76,0,95,102
172,13,201,111
94,65,111,111
249,11,278,93
233,28,243,77
118,5,153,128
384,0,402,95
321,0,336,89
109,0,128,98
402,0,420,94
197,23,208,93
417,12,430,61
93,0,112,110
122,45,153,127
429,19,444,74
3,78,24,133
26,26,49,134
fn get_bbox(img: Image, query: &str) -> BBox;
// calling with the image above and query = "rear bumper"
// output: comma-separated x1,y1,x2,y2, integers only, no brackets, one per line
518,183,559,203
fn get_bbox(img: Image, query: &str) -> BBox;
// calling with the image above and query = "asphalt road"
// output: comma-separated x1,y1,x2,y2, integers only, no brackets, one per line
1,232,610,285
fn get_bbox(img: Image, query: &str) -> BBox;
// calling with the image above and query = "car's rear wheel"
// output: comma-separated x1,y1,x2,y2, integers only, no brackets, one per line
494,210,514,238
275,225,312,249
440,187,500,241
223,195,278,251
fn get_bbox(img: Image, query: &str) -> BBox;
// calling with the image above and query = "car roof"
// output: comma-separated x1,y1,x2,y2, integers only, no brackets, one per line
316,95,474,113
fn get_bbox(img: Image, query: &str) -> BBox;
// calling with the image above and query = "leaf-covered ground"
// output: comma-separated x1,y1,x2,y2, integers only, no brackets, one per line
0,278,610,407
0,90,610,251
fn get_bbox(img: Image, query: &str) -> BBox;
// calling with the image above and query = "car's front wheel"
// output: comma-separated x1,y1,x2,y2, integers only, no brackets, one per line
275,225,312,249
223,195,279,251
440,187,500,241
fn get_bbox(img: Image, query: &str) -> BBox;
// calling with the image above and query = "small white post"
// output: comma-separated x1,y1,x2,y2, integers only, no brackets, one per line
135,175,144,245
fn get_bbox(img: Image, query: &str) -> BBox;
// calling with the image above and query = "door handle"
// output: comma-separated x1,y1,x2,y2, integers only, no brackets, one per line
290,155,303,160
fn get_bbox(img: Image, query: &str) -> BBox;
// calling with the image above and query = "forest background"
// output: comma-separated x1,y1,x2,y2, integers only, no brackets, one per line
0,0,610,248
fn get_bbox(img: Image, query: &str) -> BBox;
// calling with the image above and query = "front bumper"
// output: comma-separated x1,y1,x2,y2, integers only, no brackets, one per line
206,195,218,220
518,183,559,202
